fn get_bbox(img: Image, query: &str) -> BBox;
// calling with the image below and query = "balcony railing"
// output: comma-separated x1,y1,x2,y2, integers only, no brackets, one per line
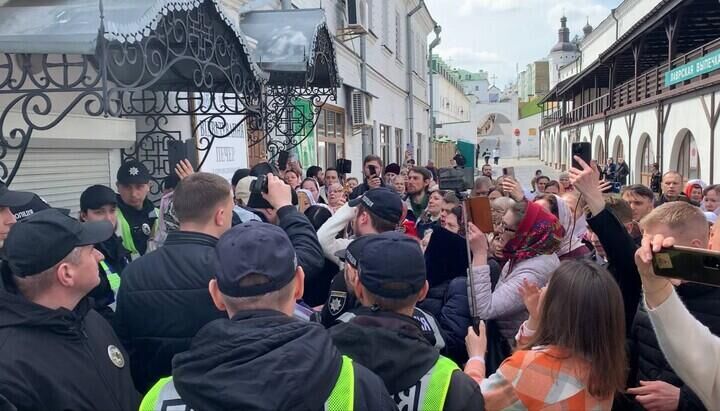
540,111,562,128
541,37,720,128
567,94,610,124
613,37,720,111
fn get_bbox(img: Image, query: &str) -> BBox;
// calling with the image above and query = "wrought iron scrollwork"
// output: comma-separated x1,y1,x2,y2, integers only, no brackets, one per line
252,19,340,160
0,0,263,185
121,115,181,198
259,85,335,160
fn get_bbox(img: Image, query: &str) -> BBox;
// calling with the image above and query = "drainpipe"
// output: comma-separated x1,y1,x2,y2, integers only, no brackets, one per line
407,1,424,162
611,8,619,40
360,33,370,157
281,0,291,10
429,24,442,143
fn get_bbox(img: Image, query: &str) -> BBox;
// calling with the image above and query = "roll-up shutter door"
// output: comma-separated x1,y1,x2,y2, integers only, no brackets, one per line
6,148,112,216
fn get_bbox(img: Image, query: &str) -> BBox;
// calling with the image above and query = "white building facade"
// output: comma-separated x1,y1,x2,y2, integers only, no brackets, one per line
287,0,435,175
539,0,720,187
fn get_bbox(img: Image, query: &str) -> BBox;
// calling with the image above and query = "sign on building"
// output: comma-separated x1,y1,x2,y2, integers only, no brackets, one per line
197,93,248,181
665,49,720,87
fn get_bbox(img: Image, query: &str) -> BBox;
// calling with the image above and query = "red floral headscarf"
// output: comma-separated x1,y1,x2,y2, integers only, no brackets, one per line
502,201,565,265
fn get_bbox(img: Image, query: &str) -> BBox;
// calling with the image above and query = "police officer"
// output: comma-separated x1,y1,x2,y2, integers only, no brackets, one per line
140,222,395,411
0,209,140,411
80,185,131,319
0,181,33,248
115,160,158,258
330,232,484,411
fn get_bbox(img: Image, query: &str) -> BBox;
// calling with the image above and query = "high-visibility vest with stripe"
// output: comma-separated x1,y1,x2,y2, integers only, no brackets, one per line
414,356,458,411
116,208,158,260
139,355,355,411
99,260,121,311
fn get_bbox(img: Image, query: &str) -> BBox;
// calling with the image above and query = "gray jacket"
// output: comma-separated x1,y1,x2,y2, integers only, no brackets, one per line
469,253,560,340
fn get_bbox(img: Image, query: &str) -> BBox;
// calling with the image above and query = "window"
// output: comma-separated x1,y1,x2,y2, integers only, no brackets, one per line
316,107,345,170
382,1,390,50
367,0,374,34
395,11,402,62
677,130,700,183
395,128,404,163
380,124,390,166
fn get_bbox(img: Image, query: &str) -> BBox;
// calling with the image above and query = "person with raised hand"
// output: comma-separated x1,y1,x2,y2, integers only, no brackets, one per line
466,195,563,345
568,155,643,335
465,260,627,410
629,202,720,411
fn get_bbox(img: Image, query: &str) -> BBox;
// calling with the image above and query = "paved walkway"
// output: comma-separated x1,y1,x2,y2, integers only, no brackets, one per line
480,157,559,188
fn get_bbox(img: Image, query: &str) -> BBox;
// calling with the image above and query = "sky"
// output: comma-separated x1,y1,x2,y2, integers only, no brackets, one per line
425,0,623,87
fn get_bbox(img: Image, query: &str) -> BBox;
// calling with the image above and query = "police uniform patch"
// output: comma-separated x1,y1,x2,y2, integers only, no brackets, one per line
328,291,347,316
141,223,151,236
108,345,125,368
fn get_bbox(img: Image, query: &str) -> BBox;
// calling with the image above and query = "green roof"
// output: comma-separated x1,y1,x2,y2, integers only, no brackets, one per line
519,96,543,119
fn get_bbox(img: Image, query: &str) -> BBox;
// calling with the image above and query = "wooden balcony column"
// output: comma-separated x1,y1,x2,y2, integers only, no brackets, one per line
632,40,644,103
608,61,616,110
665,13,681,91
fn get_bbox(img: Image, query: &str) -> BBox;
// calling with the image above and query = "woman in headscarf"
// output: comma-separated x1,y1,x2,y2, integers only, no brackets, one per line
467,200,564,341
300,177,324,204
534,193,590,260
685,179,706,206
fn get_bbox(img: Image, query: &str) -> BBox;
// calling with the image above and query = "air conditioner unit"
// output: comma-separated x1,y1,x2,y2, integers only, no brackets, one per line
351,90,371,128
346,0,369,34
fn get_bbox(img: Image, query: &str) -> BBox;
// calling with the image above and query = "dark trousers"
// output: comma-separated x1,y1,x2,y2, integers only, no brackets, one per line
484,156,490,165
493,157,499,165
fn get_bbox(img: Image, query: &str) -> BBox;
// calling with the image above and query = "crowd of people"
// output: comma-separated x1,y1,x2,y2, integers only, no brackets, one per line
1,150,719,411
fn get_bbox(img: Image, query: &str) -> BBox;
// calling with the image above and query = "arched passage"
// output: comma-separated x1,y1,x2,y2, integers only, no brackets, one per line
672,129,700,183
612,136,625,162
637,133,655,186
595,136,606,165
561,137,568,170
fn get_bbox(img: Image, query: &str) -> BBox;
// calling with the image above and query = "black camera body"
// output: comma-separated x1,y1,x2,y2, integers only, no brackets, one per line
251,174,269,194
438,167,473,193
336,158,352,174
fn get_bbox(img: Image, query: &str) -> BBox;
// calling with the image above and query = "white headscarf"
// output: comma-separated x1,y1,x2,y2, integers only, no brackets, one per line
555,194,587,256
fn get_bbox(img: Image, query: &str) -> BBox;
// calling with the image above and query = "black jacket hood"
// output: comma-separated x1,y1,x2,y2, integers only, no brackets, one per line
0,266,89,337
172,310,342,411
329,308,438,394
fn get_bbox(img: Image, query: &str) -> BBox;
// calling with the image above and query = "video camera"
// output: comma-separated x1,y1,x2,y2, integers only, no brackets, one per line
438,167,474,194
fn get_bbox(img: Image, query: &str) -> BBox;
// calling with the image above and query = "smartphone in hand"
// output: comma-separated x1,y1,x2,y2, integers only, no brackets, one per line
571,142,592,170
465,197,493,233
652,245,720,287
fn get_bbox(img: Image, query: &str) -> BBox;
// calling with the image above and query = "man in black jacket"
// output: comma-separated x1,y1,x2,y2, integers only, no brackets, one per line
623,202,720,411
655,171,697,207
79,185,131,320
349,154,385,200
114,172,235,393
245,173,325,303
139,222,396,411
330,232,484,411
571,158,715,411
0,209,140,411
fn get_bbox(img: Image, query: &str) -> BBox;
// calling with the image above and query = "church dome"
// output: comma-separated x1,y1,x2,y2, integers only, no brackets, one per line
550,15,578,53
583,18,593,36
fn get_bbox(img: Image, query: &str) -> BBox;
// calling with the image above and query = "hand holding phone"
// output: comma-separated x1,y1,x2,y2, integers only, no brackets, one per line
571,142,592,170
465,197,493,233
652,245,720,287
